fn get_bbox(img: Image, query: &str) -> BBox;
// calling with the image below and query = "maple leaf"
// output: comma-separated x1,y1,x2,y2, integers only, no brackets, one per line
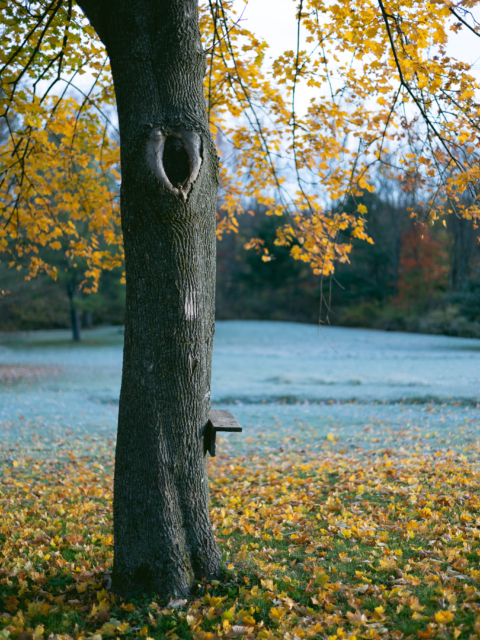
408,597,425,612
434,610,455,624
269,607,285,622
346,610,367,627
32,626,44,640
372,605,386,621
378,557,397,571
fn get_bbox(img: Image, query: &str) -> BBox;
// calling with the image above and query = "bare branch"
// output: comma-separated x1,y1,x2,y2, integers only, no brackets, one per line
449,7,480,38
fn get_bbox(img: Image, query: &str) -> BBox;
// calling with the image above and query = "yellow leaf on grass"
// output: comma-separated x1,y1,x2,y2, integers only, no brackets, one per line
97,588,109,602
373,605,386,620
378,557,397,571
33,625,44,640
434,610,455,624
269,607,285,621
408,597,425,612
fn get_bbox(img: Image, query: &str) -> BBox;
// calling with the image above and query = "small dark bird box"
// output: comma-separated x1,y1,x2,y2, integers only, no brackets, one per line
203,409,242,457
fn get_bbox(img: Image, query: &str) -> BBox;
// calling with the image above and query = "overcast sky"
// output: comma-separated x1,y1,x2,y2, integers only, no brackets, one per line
233,0,480,85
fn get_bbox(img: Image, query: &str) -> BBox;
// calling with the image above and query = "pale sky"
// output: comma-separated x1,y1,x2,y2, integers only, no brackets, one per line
235,0,480,64
228,0,480,194
234,0,480,94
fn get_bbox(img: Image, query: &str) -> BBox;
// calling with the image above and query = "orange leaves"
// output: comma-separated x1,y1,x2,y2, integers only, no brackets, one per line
397,226,449,305
282,210,360,276
206,0,480,278
199,1,378,274
407,596,425,612
0,5,118,292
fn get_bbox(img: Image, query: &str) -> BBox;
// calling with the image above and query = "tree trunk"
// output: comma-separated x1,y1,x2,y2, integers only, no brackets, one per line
392,232,401,300
82,310,93,329
76,0,221,597
448,212,474,292
66,280,81,342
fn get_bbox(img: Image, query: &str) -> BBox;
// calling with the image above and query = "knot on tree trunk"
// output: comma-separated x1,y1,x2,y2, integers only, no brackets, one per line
146,128,202,202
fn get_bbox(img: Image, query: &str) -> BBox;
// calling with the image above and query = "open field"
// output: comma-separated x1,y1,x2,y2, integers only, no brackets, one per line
1,322,480,459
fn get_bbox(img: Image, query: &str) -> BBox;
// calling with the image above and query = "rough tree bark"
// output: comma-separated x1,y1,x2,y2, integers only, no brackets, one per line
76,0,221,597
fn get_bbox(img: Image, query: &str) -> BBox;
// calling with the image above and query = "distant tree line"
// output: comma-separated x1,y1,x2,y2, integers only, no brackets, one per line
216,193,480,336
1,192,479,339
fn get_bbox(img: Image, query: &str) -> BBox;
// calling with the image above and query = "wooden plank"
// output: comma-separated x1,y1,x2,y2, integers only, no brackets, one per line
208,409,242,432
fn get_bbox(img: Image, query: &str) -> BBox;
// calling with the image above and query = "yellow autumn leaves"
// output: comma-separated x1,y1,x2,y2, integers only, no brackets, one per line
1,435,480,639
0,1,120,290
2,0,480,285
201,0,480,272
0,97,122,291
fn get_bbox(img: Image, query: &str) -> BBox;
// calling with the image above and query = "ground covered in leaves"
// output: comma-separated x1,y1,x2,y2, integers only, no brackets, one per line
1,440,480,640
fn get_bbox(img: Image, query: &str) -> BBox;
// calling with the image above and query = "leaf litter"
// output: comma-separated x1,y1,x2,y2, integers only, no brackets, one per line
1,434,480,640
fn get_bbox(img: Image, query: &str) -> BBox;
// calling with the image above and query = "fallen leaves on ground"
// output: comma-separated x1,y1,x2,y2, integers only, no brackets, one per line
1,442,480,639
0,366,62,385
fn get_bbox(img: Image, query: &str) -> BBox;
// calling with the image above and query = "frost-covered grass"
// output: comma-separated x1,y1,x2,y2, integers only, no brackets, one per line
1,323,480,457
